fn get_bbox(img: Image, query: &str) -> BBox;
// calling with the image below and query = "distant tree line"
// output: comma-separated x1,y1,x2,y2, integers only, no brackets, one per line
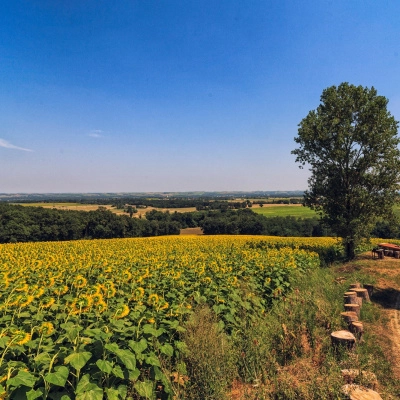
255,198,302,205
0,203,398,244
199,209,329,236
115,198,254,210
0,204,181,243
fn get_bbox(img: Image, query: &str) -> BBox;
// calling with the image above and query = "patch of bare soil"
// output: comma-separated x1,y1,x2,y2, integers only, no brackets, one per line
179,227,203,235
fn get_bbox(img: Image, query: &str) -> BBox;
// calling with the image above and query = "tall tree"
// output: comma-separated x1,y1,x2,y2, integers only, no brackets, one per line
292,83,400,259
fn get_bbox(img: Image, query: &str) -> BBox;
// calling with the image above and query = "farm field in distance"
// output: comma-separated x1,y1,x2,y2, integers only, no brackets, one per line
12,202,197,217
11,199,400,219
13,201,315,218
252,204,317,218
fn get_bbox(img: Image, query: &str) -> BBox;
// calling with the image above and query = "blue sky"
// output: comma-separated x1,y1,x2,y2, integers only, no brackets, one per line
1,0,400,193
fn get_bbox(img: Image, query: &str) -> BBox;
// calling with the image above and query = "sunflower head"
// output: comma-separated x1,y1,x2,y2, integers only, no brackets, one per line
148,293,159,307
71,294,92,314
17,295,35,308
39,322,54,336
95,300,107,314
131,287,145,301
54,285,69,296
90,293,104,305
11,330,31,346
41,297,55,309
114,304,130,319
73,275,87,289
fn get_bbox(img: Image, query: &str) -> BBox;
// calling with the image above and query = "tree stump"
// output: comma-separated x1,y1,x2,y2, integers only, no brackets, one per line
363,284,374,298
344,303,361,317
394,251,400,259
341,384,382,399
350,321,364,340
344,291,357,304
331,330,356,350
341,311,359,326
353,288,370,303
350,283,361,289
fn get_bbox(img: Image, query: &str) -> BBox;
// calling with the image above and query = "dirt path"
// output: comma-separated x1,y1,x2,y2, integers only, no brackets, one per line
389,289,400,377
340,254,400,379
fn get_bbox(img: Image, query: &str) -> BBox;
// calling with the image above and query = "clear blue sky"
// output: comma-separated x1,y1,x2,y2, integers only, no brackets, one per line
1,0,400,193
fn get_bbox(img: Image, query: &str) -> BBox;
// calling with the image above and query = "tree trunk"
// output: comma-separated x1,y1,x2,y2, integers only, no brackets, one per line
345,240,356,260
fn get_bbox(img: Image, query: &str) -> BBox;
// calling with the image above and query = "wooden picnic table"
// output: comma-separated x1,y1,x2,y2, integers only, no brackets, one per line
374,243,400,259
378,243,400,251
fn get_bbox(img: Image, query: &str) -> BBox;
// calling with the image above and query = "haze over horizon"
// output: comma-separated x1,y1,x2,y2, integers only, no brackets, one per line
2,1,400,193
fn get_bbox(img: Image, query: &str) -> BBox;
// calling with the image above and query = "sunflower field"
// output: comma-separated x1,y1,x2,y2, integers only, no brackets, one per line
0,235,338,399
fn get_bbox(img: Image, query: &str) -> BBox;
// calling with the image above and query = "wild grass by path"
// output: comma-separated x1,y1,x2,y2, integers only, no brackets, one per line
227,251,400,399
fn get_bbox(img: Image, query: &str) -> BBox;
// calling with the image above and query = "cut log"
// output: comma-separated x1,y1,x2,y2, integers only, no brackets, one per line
353,288,370,303
341,384,382,399
363,284,374,298
350,321,364,340
344,303,361,317
350,283,361,289
344,291,357,304
341,311,359,325
331,330,356,350
335,276,347,283
341,369,377,390
353,296,363,307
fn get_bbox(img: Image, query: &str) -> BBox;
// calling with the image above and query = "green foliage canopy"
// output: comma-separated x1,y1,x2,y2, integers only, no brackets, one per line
292,83,400,259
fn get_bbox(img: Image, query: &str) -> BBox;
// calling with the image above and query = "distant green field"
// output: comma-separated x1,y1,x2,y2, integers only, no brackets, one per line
253,205,317,218
254,204,400,219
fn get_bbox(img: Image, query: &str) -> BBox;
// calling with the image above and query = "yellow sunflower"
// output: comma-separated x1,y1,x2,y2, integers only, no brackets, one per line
73,275,87,289
95,300,107,313
90,292,104,305
14,283,29,292
114,304,130,320
131,287,145,301
41,297,55,309
70,294,92,314
148,293,159,307
54,285,69,296
17,295,35,308
39,322,54,336
11,330,31,346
